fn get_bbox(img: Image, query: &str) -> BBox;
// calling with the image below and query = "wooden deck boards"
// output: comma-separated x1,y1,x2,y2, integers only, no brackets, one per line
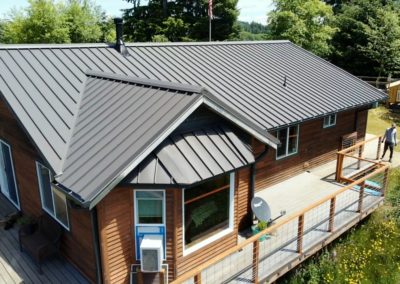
0,225,89,284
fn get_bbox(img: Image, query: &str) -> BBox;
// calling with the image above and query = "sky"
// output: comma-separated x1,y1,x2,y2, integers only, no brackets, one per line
0,0,274,24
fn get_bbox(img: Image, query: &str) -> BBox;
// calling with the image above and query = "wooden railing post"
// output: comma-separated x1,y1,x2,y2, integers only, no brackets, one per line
194,273,201,284
335,153,343,182
357,145,363,169
328,197,336,232
357,181,365,213
252,240,259,284
297,215,304,254
382,168,389,196
377,136,382,160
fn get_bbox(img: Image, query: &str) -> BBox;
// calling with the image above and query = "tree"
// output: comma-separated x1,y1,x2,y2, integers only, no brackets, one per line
1,0,114,44
123,0,239,42
267,0,337,57
361,8,400,77
329,0,400,76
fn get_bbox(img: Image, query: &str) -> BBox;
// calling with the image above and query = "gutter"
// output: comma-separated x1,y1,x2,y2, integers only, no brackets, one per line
90,208,103,284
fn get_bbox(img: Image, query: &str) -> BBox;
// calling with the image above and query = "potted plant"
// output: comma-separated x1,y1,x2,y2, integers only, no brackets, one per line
251,220,270,241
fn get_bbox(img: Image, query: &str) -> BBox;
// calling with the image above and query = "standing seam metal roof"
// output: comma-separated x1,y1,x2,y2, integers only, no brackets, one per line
126,125,255,185
0,41,387,205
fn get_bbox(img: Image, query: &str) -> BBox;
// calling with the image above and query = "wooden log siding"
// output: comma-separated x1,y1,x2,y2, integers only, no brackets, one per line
0,98,96,282
254,109,368,191
97,187,135,284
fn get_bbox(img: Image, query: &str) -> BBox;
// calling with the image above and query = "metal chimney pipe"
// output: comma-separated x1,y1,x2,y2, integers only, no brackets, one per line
114,18,129,56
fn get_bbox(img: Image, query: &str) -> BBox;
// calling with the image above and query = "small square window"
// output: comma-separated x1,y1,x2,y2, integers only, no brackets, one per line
135,190,164,225
323,114,336,128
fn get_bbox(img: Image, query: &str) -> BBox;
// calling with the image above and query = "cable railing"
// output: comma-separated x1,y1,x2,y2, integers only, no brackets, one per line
172,139,389,284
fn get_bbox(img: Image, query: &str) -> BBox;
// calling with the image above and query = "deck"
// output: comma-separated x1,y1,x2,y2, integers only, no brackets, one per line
176,135,390,284
0,196,88,284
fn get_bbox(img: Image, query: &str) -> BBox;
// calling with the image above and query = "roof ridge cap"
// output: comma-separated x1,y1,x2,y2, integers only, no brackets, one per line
86,70,205,94
124,40,291,48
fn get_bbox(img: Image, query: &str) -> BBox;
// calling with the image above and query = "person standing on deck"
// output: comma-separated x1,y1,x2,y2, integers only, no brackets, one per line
381,122,397,162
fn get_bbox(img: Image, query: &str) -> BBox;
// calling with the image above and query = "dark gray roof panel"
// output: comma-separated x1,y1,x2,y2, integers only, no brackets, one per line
0,46,139,173
58,75,202,200
126,125,255,185
125,42,386,129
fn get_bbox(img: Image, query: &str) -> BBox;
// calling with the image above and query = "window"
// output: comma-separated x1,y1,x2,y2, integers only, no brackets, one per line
276,125,299,159
183,173,234,254
135,191,165,225
0,140,19,209
36,162,69,229
323,114,336,128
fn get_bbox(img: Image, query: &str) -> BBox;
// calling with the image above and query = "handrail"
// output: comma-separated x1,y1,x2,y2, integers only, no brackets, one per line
171,163,390,284
338,136,381,154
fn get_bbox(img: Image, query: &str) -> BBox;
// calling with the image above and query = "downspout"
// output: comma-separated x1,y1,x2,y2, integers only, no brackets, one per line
250,145,269,205
90,208,103,284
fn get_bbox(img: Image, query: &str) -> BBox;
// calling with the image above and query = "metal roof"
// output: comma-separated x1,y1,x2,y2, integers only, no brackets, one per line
123,41,386,129
57,73,203,202
126,125,255,185
0,41,387,206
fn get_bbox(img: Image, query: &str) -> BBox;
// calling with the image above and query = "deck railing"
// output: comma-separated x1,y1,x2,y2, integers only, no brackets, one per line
171,139,390,284
336,136,384,183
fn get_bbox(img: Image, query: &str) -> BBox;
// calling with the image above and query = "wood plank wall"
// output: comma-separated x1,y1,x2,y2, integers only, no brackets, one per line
254,109,368,191
97,187,134,284
0,99,96,283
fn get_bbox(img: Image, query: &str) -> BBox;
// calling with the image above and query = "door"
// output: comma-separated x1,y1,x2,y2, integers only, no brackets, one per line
0,141,20,209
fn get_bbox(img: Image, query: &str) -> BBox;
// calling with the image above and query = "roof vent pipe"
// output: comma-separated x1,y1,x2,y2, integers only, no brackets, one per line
114,18,129,56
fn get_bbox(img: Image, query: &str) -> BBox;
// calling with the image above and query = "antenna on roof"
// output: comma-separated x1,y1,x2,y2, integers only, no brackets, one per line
283,75,287,87
114,18,129,57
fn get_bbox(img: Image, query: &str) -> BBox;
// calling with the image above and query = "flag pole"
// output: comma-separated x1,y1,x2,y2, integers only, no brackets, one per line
208,0,212,42
209,15,212,42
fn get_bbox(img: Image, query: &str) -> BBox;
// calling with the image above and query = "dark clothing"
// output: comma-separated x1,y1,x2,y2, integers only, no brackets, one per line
382,141,394,160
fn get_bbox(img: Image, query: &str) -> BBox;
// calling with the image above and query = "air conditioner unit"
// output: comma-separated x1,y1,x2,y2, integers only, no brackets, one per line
140,235,163,272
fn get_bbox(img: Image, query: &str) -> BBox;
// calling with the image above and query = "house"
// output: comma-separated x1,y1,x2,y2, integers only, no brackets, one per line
0,20,386,284
387,80,400,105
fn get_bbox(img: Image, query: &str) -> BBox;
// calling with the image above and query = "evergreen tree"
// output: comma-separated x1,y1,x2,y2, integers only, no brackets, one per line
123,0,239,42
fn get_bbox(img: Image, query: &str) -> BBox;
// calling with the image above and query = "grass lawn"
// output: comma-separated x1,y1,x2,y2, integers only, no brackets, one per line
367,105,400,152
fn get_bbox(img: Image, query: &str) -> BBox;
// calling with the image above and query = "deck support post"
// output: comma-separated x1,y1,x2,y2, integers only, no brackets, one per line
357,182,365,213
194,273,201,284
297,215,304,254
252,240,259,284
328,197,336,232
377,136,382,160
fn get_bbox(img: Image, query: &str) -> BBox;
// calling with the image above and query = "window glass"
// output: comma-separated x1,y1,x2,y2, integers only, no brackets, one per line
36,162,69,229
276,125,299,159
136,191,164,224
323,114,336,128
53,189,69,227
37,164,54,212
184,175,230,248
276,128,288,158
288,126,298,155
0,141,19,208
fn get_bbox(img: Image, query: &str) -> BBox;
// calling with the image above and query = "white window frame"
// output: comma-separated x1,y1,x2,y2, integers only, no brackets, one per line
323,114,337,128
182,173,235,256
134,190,166,227
36,162,70,230
276,125,300,160
0,140,20,209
